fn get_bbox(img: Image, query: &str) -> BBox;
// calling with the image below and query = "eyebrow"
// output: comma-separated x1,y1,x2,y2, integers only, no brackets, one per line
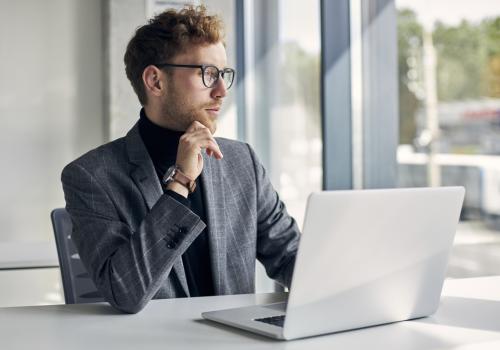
199,63,231,69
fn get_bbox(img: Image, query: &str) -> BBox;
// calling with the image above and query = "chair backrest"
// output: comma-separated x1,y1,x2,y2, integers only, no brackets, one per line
50,208,104,304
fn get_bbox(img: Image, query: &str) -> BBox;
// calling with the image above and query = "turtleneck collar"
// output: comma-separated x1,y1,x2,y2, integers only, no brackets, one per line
138,108,184,164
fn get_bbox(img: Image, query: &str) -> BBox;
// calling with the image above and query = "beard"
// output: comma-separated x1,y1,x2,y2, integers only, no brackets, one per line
159,86,218,134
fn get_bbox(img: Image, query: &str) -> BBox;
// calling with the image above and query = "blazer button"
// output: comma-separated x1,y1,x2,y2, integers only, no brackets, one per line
166,241,176,249
178,227,188,234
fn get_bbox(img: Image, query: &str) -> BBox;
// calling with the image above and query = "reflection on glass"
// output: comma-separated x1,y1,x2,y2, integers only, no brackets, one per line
397,0,500,278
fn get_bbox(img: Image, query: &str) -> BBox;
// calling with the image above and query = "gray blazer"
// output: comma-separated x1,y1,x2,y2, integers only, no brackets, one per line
61,123,300,313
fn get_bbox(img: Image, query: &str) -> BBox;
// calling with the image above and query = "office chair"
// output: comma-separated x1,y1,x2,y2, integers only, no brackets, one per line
51,208,104,304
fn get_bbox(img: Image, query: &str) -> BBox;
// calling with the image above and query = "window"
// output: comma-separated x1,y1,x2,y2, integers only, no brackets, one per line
274,0,322,228
240,0,322,292
396,0,500,277
244,0,322,229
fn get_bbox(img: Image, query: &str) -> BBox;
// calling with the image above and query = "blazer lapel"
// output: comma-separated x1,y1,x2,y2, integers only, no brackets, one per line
201,150,228,294
126,124,163,210
125,124,190,297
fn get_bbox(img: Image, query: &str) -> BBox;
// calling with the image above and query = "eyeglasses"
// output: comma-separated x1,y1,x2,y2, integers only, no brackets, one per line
154,63,235,90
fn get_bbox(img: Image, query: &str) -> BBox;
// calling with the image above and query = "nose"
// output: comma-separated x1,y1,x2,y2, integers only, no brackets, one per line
210,76,227,99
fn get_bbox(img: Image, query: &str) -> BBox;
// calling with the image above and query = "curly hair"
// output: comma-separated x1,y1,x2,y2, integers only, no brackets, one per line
124,5,225,106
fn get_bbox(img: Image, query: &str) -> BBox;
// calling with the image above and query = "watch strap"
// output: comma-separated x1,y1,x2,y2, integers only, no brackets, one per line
172,167,196,193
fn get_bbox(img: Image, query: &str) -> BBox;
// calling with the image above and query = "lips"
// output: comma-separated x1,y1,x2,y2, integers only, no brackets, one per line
205,105,221,118
205,106,221,112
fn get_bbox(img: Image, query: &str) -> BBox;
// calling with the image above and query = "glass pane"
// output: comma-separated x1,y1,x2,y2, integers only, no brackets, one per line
396,0,500,277
245,0,322,293
273,0,322,228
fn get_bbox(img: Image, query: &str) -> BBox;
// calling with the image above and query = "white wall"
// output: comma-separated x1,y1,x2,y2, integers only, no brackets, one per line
0,0,104,243
0,0,104,307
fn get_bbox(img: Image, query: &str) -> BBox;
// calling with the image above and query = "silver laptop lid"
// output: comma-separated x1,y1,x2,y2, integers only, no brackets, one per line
283,187,465,339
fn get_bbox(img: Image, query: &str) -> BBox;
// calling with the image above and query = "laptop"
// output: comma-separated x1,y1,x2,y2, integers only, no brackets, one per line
202,186,465,340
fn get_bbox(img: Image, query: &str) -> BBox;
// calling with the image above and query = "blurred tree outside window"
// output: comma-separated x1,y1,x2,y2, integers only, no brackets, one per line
397,0,500,278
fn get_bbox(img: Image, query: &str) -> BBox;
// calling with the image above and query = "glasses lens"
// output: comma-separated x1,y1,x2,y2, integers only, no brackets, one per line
203,66,219,88
223,69,235,90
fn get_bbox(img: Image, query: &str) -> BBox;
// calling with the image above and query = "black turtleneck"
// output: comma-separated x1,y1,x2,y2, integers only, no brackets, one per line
138,109,215,297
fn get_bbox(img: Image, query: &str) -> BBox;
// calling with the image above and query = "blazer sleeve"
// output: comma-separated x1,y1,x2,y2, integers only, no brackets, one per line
61,162,206,313
246,144,301,288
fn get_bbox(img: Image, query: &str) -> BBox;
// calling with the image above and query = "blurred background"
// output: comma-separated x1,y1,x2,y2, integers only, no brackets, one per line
0,0,498,307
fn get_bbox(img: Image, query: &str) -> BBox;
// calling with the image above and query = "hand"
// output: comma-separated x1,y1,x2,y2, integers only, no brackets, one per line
175,121,223,181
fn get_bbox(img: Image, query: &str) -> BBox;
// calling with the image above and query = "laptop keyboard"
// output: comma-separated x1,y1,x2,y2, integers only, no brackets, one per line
254,315,285,327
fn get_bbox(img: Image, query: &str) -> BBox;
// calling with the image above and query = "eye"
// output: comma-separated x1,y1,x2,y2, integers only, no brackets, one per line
209,69,218,78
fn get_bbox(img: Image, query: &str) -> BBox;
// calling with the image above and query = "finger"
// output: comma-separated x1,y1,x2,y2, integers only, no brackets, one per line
190,128,215,140
198,139,223,159
181,130,223,159
180,130,214,149
190,130,222,152
186,120,208,133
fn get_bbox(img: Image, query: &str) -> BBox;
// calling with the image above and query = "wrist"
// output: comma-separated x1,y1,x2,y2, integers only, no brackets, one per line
166,181,189,198
162,165,196,195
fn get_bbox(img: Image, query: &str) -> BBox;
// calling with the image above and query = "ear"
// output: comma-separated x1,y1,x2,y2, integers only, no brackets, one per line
142,65,166,98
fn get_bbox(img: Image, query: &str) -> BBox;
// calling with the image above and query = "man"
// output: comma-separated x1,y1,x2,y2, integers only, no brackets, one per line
61,5,300,314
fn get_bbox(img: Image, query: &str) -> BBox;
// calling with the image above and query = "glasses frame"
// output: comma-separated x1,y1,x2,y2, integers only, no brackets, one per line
154,63,235,89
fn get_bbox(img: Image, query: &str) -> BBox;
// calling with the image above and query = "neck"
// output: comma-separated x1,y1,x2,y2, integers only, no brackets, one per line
138,108,184,161
143,104,183,131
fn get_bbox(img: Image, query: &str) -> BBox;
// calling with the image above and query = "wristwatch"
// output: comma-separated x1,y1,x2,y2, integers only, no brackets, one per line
162,165,196,193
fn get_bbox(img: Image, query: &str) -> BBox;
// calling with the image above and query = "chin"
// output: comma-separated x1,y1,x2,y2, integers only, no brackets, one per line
208,123,217,135
198,117,217,134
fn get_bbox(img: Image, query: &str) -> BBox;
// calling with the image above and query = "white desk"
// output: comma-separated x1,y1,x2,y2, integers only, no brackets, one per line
1,276,500,349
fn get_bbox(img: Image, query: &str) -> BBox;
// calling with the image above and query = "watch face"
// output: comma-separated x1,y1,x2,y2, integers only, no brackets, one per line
162,165,177,184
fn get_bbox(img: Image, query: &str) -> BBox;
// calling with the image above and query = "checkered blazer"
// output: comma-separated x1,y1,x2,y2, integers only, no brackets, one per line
61,123,300,313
